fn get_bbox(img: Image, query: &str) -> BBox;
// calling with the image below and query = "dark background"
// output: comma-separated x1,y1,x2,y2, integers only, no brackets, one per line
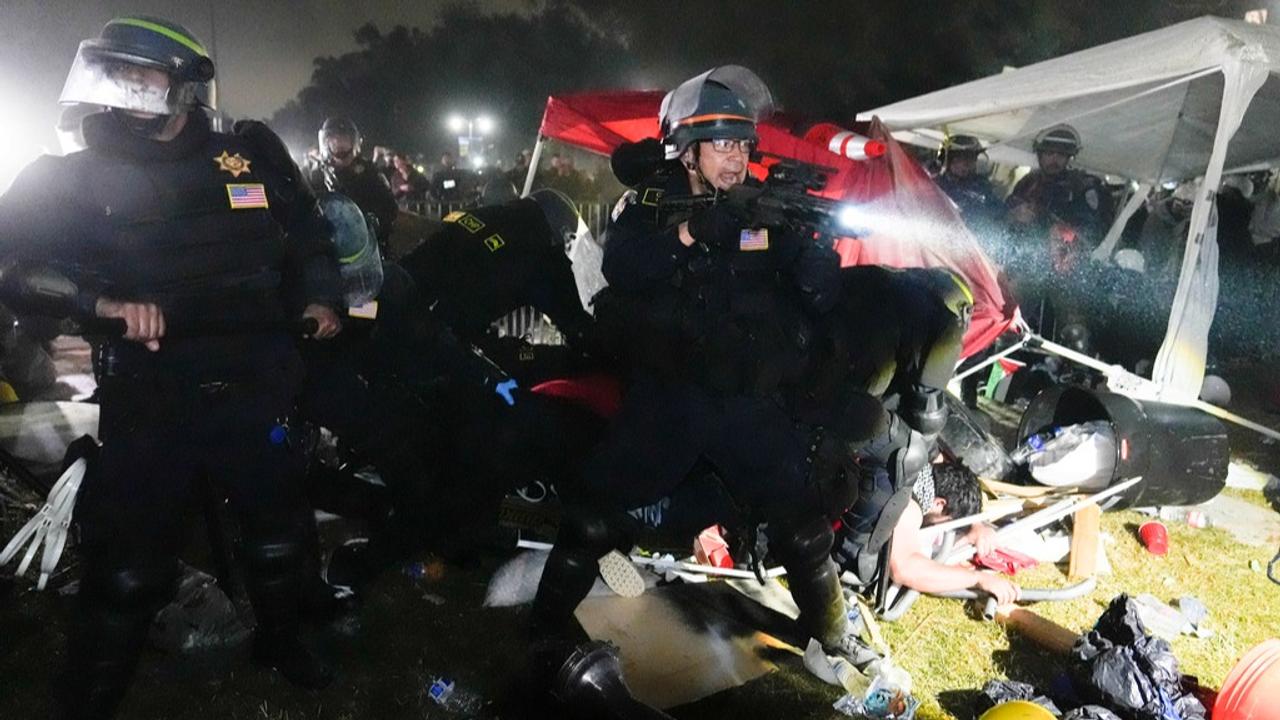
0,0,1266,160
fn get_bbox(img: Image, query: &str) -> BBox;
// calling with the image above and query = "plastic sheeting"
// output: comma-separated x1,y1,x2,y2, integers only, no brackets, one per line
858,15,1280,396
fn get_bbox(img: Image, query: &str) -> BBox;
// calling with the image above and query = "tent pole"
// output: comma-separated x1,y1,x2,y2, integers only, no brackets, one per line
521,135,546,198
1153,55,1269,395
1028,333,1280,442
1093,182,1152,263
952,337,1032,382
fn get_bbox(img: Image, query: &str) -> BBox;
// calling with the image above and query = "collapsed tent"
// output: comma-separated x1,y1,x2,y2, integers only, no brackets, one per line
858,15,1280,398
528,90,1012,358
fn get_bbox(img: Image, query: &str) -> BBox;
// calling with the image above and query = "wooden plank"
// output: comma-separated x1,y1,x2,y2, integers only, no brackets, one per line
993,606,1081,656
1068,502,1102,580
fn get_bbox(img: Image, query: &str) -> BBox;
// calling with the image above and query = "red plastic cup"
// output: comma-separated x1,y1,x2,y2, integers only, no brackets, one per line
1138,521,1169,555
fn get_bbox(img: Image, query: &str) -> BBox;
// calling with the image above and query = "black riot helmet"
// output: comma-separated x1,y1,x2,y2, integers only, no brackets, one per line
319,117,362,163
938,134,984,166
659,66,773,160
1033,124,1082,156
59,16,215,116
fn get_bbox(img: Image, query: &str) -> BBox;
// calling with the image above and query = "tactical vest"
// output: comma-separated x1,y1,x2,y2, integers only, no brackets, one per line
68,119,297,378
609,173,810,396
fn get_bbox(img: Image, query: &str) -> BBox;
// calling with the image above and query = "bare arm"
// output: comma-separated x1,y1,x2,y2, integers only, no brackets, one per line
887,501,1021,604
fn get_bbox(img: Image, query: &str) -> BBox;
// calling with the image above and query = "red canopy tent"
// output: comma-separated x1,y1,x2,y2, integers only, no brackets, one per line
528,91,1013,358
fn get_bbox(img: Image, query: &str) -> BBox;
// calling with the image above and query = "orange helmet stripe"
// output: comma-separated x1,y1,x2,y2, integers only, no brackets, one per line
674,112,753,127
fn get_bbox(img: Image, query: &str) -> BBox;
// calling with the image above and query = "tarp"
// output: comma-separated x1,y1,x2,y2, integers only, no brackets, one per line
858,16,1280,397
536,92,1012,358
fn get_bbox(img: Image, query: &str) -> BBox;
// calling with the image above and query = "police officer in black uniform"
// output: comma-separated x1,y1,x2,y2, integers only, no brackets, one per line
0,17,342,717
1006,124,1111,248
528,68,878,703
1005,124,1111,337
934,135,1004,234
304,117,399,249
399,188,597,358
318,191,601,590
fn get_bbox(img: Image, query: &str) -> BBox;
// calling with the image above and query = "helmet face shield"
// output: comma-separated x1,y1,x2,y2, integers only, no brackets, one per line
318,118,362,163
58,44,192,115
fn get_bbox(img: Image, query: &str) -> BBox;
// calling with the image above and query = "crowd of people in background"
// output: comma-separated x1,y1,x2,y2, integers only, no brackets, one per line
304,139,625,210
926,124,1280,374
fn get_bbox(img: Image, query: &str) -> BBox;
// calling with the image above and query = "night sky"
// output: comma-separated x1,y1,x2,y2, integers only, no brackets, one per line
0,0,526,150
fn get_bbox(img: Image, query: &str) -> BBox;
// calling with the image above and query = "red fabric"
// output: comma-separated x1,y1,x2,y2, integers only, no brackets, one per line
537,91,665,157
972,547,1039,576
529,374,624,418
537,93,1015,357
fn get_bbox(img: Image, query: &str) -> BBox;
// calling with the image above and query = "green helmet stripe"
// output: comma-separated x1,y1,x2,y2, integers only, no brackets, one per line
111,17,209,57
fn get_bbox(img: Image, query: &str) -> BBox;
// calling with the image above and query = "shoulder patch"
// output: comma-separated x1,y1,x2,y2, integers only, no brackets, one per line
450,213,485,233
443,210,466,222
641,187,664,207
483,233,505,252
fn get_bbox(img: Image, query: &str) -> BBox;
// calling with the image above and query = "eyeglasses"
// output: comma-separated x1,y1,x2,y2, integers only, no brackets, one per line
707,138,756,155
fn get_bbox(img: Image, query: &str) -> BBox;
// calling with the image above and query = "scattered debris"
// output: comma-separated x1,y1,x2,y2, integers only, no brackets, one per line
597,549,645,598
148,565,250,655
1137,521,1168,555
403,558,445,582
1071,595,1207,720
975,679,1061,716
833,670,919,719
973,547,1039,575
803,638,867,694
424,676,484,714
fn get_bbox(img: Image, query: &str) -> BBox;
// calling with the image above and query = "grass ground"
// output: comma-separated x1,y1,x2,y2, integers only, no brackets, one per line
2,358,1278,718
890,494,1280,720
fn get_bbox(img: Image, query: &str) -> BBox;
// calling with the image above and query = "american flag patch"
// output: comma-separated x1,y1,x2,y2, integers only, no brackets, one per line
739,227,769,251
226,183,269,210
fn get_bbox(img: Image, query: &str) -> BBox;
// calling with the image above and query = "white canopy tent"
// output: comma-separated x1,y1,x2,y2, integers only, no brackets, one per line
858,16,1280,404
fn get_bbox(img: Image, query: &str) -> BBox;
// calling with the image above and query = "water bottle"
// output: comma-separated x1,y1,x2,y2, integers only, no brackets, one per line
1011,426,1061,463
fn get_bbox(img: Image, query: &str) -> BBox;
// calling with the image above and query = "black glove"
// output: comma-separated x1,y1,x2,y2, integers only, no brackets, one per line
686,203,747,249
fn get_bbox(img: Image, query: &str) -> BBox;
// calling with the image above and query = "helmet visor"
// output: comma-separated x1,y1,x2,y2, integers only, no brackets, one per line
58,44,185,115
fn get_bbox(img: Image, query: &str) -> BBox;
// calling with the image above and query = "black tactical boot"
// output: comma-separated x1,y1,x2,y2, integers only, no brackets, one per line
251,626,334,689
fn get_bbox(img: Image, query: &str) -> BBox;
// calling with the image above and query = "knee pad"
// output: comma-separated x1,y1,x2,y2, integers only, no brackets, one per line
902,385,947,438
85,563,177,614
240,535,305,576
771,515,835,571
560,506,631,556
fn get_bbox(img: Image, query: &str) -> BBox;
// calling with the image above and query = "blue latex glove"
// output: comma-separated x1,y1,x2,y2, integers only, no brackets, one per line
495,378,519,406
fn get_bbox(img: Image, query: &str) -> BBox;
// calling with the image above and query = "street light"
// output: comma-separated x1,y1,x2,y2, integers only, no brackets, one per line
445,113,496,160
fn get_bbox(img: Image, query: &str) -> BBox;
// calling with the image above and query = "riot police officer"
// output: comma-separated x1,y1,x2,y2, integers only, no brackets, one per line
528,67,875,707
399,188,598,357
304,117,399,249
322,190,604,590
0,16,342,717
1004,124,1111,337
934,134,1004,234
1006,124,1111,247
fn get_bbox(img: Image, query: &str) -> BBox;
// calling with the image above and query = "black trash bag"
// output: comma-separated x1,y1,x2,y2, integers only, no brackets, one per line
1063,706,1123,720
1069,595,1206,720
149,564,250,654
976,679,1062,716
